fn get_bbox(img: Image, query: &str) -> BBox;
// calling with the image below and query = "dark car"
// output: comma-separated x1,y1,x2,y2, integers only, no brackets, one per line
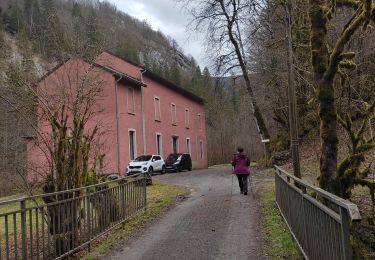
165,153,192,172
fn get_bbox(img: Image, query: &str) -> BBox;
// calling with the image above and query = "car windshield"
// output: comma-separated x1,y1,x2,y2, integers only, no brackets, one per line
167,154,182,161
134,155,152,162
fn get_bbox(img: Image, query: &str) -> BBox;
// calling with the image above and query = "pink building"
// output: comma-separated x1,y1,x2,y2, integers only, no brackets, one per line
27,52,207,178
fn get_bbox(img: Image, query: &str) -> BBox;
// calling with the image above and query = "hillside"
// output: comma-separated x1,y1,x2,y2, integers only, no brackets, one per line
0,0,208,195
0,0,196,82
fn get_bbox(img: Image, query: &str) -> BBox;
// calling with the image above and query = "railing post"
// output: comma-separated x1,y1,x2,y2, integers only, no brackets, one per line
340,207,352,260
20,199,27,260
86,188,91,252
143,175,147,209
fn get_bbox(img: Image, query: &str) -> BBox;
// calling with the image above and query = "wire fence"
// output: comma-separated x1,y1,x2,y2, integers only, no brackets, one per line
0,174,146,259
274,166,361,260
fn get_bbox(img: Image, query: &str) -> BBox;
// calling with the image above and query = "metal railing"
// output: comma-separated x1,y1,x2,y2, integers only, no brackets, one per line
0,174,147,259
274,166,361,260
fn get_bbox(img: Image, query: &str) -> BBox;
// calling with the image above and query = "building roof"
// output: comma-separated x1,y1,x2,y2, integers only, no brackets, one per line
38,53,204,105
38,57,145,88
103,51,204,105
93,62,145,87
143,69,204,104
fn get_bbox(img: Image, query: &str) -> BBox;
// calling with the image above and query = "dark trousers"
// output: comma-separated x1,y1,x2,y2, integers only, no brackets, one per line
236,174,249,193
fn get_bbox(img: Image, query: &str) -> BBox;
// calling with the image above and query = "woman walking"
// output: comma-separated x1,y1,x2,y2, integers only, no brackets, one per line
231,147,251,195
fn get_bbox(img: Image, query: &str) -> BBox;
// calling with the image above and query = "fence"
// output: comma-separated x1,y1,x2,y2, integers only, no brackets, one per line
274,166,361,260
0,174,147,259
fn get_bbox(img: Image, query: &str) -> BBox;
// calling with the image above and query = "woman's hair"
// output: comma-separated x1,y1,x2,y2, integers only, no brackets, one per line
237,147,244,153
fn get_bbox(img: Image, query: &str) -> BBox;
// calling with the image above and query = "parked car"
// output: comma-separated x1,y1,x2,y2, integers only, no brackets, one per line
127,155,165,176
165,153,192,172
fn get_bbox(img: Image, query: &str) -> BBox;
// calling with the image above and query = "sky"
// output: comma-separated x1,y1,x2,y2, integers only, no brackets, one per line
107,0,208,68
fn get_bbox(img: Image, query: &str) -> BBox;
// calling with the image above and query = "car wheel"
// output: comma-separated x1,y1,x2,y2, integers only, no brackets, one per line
178,166,182,172
161,165,166,174
188,166,192,171
148,166,154,174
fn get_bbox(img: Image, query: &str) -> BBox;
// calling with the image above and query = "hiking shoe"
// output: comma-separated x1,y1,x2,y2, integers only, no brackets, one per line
244,192,248,195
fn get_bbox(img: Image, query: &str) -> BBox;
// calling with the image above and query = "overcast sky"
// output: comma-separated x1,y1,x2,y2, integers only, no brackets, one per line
107,0,208,68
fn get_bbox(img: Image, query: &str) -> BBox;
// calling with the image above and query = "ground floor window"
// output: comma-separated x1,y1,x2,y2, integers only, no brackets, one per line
200,140,203,160
156,133,162,156
186,138,191,154
172,136,179,153
129,130,136,160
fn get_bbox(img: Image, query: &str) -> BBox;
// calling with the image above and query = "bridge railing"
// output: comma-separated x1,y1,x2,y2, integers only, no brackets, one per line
274,166,361,260
0,174,147,259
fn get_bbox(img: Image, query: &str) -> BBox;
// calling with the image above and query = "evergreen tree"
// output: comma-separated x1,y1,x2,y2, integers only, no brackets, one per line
30,0,42,52
40,0,65,58
0,19,8,60
71,2,82,18
5,2,24,34
169,62,181,86
85,8,102,60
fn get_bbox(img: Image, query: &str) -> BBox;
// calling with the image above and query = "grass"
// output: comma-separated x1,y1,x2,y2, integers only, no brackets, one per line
259,181,302,259
0,195,43,239
83,180,189,259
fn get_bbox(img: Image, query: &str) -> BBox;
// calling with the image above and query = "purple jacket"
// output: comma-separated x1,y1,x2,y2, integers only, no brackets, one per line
232,152,250,175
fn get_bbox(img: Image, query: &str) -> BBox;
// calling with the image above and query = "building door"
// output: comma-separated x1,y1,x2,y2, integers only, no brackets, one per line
129,130,136,160
172,136,179,154
156,134,162,156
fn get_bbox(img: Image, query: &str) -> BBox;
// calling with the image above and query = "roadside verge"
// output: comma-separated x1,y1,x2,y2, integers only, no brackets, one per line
82,180,190,259
253,169,301,259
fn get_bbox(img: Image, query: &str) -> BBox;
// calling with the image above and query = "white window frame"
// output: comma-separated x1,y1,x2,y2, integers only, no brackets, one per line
172,135,179,153
186,137,191,155
154,96,161,121
156,132,163,157
127,87,135,114
128,128,137,160
185,108,190,128
171,103,177,125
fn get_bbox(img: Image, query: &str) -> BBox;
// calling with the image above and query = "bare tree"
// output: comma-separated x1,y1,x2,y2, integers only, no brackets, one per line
3,56,109,255
181,0,272,158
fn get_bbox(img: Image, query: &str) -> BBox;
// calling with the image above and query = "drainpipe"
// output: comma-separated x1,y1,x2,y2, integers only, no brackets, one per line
140,69,147,155
115,75,122,175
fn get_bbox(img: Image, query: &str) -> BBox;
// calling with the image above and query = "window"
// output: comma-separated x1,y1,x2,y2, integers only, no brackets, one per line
198,113,203,130
156,133,162,156
171,103,177,125
172,136,179,153
154,96,161,121
127,87,135,114
185,108,190,128
200,140,204,160
129,130,136,160
186,138,191,154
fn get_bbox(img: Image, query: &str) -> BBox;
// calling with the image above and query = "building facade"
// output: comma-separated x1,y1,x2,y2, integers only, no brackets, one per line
27,52,207,178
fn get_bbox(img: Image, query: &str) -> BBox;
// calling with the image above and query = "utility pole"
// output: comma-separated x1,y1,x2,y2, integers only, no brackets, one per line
285,0,301,178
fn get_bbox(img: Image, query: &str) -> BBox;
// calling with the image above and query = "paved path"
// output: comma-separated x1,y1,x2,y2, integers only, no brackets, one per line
106,167,265,260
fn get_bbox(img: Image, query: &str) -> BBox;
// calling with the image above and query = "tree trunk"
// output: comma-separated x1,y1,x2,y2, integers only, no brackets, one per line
318,80,339,193
217,0,272,159
228,30,272,158
309,0,338,193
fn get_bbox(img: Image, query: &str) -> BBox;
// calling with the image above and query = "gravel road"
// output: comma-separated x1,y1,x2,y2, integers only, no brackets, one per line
106,167,265,260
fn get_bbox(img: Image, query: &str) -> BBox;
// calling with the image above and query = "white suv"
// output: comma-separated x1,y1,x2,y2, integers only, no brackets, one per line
127,155,165,175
